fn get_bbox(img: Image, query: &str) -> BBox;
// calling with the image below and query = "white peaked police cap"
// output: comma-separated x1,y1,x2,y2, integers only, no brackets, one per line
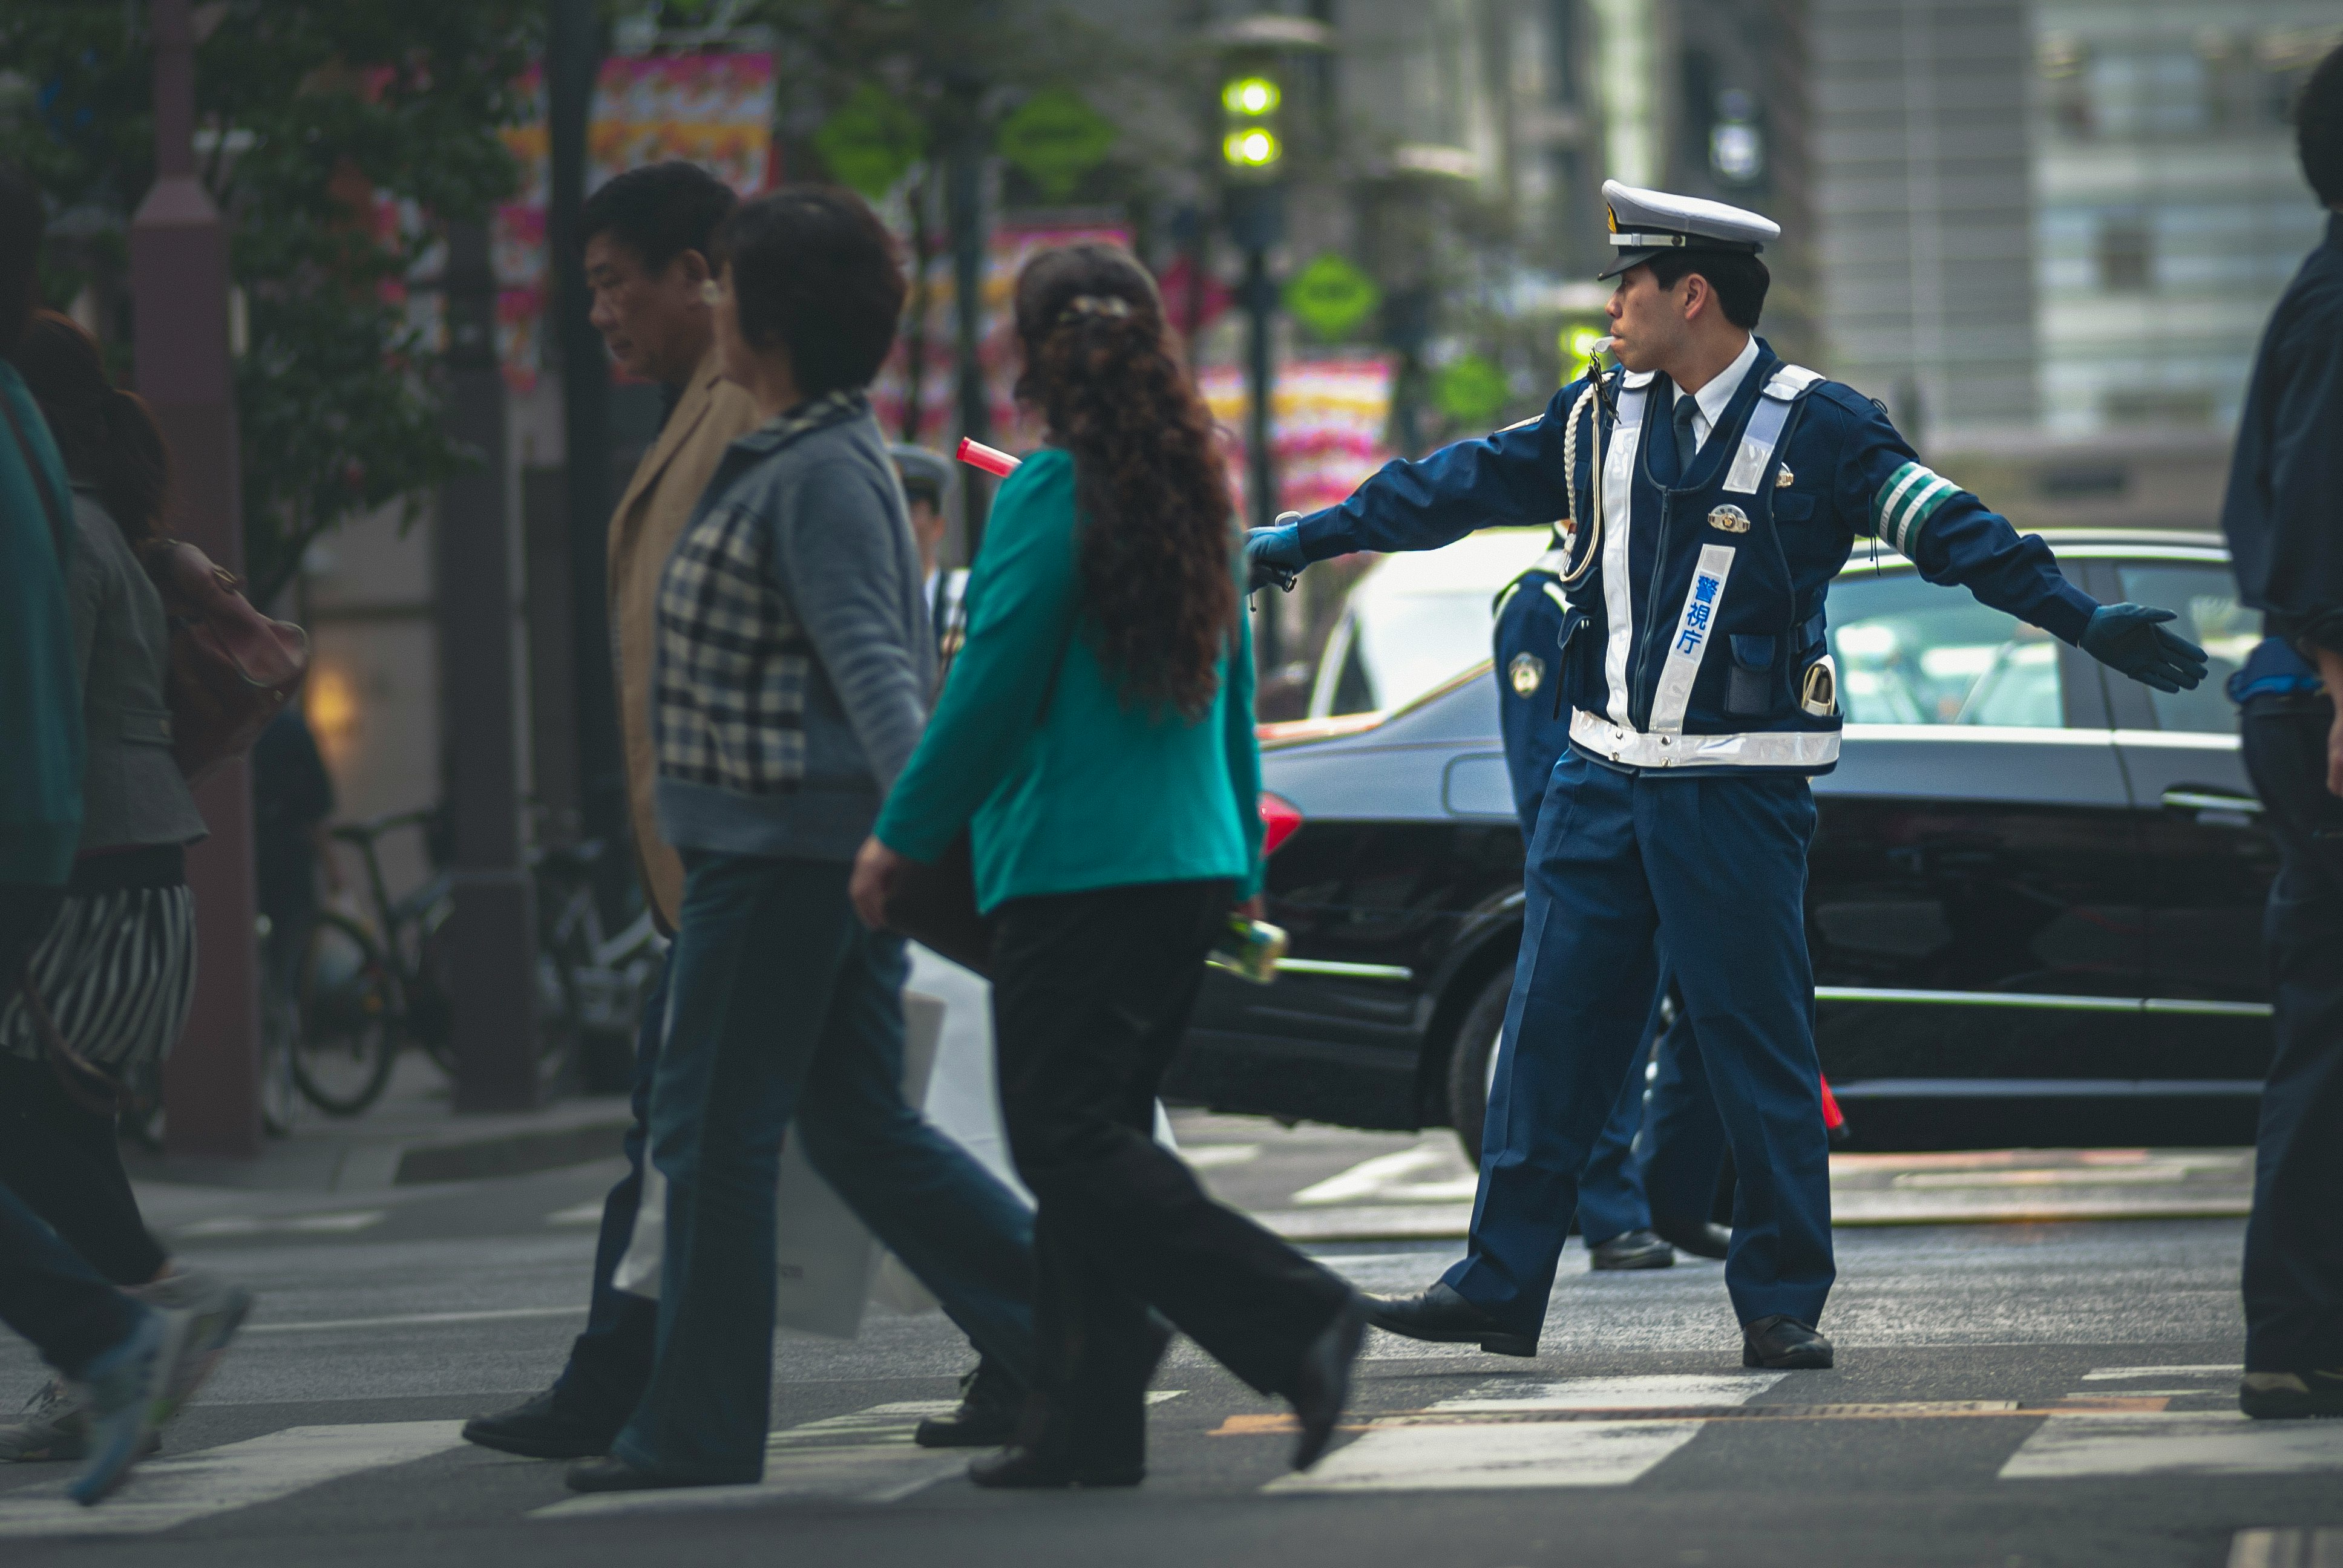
1598,180,1780,281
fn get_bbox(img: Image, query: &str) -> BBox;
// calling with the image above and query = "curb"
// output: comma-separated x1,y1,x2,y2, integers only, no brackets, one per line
391,1116,632,1186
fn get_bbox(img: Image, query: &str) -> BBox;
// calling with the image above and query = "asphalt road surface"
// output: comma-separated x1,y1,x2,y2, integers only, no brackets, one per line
2,1119,2336,1568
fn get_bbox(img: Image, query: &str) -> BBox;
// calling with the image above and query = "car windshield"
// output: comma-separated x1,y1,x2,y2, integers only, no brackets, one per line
1309,528,1553,718
1825,566,2060,727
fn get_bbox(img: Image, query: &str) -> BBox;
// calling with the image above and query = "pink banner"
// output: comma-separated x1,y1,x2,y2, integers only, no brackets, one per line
1199,358,1398,521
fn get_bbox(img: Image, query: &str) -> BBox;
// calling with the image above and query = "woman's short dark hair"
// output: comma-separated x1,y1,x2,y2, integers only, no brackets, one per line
581,160,738,276
716,186,905,398
12,311,171,543
2301,43,2343,209
1646,250,1770,330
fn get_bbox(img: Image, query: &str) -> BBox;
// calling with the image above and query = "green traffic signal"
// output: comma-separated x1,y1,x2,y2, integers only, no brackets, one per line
1224,127,1282,168
1223,76,1280,116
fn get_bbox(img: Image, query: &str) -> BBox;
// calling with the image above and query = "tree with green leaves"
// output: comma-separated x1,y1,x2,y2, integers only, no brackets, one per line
0,1,539,604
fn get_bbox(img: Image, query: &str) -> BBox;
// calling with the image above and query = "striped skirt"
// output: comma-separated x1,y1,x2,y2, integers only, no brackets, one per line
0,883,197,1071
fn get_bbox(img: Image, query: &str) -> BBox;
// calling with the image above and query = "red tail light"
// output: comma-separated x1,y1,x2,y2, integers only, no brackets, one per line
1259,792,1303,856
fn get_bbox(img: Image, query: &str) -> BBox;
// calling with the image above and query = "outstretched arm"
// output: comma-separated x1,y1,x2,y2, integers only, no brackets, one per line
1829,390,2207,692
1244,379,1590,590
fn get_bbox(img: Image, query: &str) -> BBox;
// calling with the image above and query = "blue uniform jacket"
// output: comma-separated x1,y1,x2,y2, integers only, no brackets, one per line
2222,212,2343,684
1294,338,2098,776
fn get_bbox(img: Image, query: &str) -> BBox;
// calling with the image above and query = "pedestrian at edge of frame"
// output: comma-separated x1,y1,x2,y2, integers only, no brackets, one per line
2218,41,2343,1424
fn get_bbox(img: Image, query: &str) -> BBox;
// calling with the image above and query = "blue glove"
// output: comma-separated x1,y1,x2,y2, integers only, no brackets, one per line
2080,603,2211,694
1245,514,1306,593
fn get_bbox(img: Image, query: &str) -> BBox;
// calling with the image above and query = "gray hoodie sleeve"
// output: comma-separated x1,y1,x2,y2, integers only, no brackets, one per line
771,457,929,792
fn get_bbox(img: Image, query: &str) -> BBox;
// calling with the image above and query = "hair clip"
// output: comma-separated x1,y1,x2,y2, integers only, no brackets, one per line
1059,293,1133,324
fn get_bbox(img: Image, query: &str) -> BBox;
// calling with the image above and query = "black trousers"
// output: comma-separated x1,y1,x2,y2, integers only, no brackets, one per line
2241,699,2343,1374
0,1051,168,1287
991,878,1349,1462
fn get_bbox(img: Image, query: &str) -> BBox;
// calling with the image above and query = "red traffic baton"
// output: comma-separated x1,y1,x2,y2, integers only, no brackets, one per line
955,437,1019,477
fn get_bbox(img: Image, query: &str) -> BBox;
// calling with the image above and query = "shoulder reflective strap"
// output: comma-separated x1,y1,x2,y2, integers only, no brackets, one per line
1722,362,1823,495
1648,541,1738,734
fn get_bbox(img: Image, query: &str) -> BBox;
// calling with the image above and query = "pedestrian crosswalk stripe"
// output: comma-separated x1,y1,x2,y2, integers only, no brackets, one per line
2229,1527,2343,1568
530,1393,1186,1518
0,1422,464,1538
1265,1374,1783,1493
2002,1409,2343,1479
2002,1365,2343,1480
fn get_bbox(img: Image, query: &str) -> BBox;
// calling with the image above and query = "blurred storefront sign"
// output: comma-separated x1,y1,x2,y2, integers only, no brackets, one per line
1199,358,1397,520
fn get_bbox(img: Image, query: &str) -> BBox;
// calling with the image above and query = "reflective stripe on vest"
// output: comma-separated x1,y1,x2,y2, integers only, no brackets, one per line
1721,363,1823,495
1569,707,1840,771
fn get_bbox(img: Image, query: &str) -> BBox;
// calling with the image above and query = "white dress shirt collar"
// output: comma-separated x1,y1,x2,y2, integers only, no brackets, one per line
1677,333,1761,454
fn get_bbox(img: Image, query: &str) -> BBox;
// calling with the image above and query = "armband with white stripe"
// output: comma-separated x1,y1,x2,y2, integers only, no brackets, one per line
1872,461,1961,558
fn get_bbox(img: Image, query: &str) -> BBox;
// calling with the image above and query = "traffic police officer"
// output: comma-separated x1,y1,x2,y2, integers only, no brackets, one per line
1494,534,1722,1268
2220,44,2343,1422
1249,181,2209,1367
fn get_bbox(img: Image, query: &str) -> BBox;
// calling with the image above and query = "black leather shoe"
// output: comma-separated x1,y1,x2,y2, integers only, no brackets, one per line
1653,1218,1731,1261
1365,1282,1536,1357
464,1388,618,1460
968,1446,1143,1489
563,1455,749,1492
1289,1295,1369,1472
916,1356,1024,1449
1588,1229,1676,1270
1742,1314,1834,1369
2240,1368,2343,1420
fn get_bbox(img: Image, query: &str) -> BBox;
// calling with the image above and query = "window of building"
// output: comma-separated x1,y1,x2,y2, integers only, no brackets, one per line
2095,213,2152,293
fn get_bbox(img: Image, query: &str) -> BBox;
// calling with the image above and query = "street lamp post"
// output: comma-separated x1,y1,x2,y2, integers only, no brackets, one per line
131,0,261,1159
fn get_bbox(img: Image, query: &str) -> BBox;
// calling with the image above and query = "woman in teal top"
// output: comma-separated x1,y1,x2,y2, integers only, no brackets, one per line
851,243,1363,1489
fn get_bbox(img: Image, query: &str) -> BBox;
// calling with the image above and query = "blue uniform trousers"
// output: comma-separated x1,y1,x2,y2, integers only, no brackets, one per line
2239,699,2343,1373
1446,750,1835,1333
1494,575,1724,1251
1640,999,1732,1238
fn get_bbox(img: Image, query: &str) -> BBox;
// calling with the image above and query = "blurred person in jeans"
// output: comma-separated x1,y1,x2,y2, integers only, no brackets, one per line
0,311,251,1462
2221,44,2343,1422
851,243,1366,1489
562,185,1037,1494
0,162,228,1506
465,160,764,1463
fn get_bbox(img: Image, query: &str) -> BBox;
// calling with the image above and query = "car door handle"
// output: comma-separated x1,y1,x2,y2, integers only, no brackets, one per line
2161,786,2263,818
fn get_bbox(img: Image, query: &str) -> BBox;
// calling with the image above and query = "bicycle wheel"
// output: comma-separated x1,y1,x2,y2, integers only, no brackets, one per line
292,909,401,1116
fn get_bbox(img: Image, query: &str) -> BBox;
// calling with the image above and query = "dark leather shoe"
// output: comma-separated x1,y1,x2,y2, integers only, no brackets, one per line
916,1356,1024,1449
563,1455,749,1492
1588,1229,1675,1270
1742,1314,1833,1369
968,1446,1143,1489
1365,1282,1536,1357
1653,1218,1731,1260
1289,1295,1368,1472
464,1388,618,1460
2240,1368,2343,1420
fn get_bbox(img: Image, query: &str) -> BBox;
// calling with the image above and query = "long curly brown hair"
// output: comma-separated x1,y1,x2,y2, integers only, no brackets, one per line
1013,243,1236,720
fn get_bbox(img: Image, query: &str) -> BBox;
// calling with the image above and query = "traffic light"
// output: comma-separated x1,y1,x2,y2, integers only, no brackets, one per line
1221,64,1283,178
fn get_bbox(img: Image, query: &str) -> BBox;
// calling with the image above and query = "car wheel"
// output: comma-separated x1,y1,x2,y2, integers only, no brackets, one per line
1444,966,1514,1165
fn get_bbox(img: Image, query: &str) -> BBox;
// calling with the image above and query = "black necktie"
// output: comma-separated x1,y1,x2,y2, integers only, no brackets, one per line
1673,396,1702,479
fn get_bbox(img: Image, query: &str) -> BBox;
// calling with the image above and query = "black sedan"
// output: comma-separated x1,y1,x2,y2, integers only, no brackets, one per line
1164,530,2274,1152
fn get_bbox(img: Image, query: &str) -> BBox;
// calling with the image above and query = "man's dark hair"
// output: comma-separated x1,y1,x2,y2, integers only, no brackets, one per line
1647,249,1770,330
0,162,46,357
580,160,738,276
2300,44,2343,209
718,186,905,397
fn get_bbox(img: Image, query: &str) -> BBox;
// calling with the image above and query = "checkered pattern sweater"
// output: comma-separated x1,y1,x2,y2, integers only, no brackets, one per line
652,393,859,794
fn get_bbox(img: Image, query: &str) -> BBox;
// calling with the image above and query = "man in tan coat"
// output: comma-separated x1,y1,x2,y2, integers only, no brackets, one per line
464,163,758,1459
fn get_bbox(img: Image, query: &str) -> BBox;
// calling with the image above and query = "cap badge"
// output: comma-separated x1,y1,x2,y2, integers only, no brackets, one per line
1508,652,1546,697
1774,466,1794,489
1707,504,1751,534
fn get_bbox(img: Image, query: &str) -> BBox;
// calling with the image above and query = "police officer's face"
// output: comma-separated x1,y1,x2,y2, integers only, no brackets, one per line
1605,265,1695,374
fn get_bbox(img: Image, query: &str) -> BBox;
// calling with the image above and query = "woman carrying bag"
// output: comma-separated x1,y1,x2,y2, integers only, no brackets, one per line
850,243,1366,1489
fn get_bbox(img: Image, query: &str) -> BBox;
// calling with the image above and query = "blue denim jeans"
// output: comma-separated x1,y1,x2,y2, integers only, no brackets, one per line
612,852,1037,1481
0,1178,139,1377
